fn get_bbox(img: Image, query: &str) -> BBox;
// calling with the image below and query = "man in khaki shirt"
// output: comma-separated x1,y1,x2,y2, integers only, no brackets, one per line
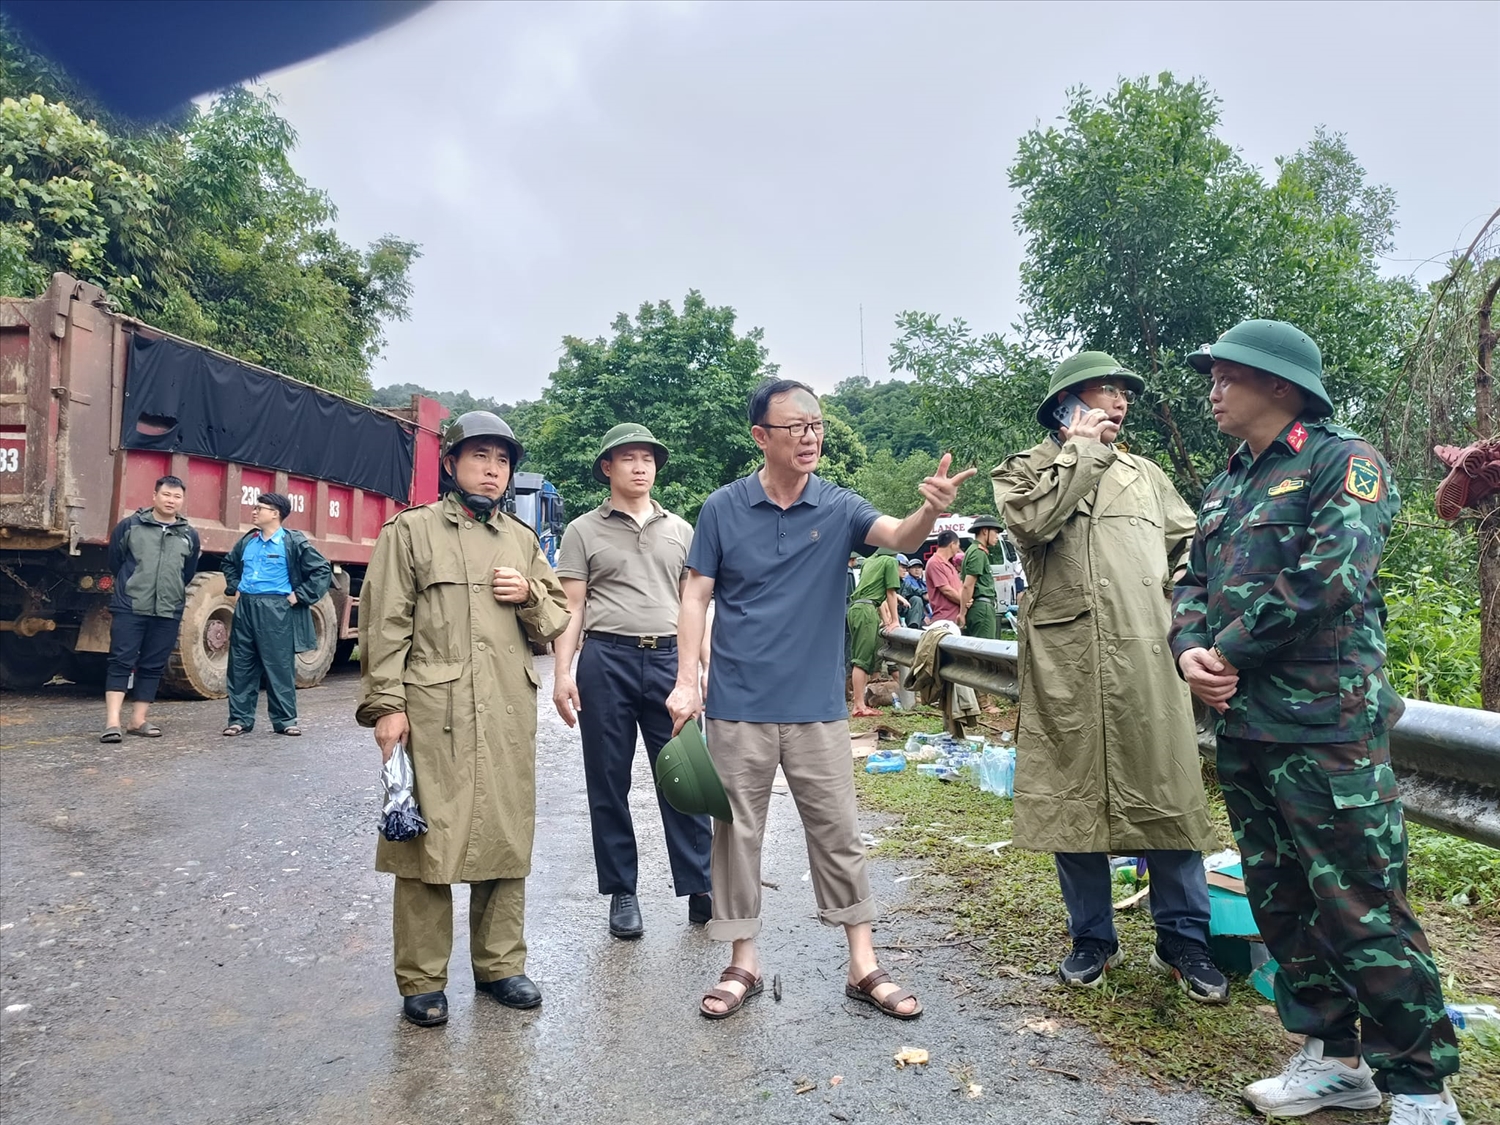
553,423,713,940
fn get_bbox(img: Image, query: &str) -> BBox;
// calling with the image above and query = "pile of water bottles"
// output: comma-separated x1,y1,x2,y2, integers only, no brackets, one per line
864,731,1017,797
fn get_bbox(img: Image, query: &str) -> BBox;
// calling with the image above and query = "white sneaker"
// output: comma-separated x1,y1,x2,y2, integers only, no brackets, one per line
1389,1090,1464,1125
1242,1037,1384,1115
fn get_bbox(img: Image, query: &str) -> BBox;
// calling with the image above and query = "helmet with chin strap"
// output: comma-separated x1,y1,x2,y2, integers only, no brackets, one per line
441,411,523,516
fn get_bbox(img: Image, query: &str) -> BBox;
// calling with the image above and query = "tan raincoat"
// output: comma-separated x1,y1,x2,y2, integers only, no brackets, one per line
992,439,1215,854
357,495,569,883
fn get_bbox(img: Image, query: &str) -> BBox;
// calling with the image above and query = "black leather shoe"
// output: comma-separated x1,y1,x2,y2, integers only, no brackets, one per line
475,974,542,1010
609,892,644,939
402,990,449,1026
687,893,712,926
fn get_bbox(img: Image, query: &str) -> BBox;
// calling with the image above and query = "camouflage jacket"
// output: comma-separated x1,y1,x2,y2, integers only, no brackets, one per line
1169,419,1404,743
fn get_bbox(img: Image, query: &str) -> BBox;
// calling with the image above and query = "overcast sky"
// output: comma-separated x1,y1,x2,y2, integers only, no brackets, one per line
261,0,1500,403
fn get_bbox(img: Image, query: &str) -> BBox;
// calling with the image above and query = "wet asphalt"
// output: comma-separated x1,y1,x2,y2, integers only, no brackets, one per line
0,660,1231,1124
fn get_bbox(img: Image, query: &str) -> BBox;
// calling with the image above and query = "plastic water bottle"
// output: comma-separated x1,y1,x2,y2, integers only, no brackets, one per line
1447,1003,1500,1032
865,749,907,774
978,744,1016,797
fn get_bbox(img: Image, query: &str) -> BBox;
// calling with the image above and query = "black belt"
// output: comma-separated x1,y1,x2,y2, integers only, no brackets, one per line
586,630,676,650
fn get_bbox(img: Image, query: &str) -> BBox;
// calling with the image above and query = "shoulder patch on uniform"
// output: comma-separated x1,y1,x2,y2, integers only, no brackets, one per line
1344,455,1382,502
1287,422,1308,453
1267,477,1305,497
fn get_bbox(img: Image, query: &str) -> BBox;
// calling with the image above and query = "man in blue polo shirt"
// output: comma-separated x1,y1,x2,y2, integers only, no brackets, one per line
668,378,973,1022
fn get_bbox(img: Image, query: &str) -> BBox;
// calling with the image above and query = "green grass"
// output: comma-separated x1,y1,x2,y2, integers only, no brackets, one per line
852,709,1500,1119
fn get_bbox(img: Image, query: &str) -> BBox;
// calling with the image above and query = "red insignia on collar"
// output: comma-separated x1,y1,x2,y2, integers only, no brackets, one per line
1287,422,1308,453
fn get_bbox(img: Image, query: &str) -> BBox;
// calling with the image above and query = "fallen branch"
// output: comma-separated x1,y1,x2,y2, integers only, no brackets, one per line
874,938,983,951
1033,1064,1081,1081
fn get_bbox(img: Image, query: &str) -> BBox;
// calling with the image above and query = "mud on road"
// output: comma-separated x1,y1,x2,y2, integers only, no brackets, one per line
0,662,1229,1124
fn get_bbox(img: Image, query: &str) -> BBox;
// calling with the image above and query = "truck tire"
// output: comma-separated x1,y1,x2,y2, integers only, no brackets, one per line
163,573,235,700
0,633,67,691
294,594,338,689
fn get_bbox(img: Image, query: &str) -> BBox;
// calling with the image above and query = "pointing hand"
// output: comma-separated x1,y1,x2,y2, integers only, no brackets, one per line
918,453,979,511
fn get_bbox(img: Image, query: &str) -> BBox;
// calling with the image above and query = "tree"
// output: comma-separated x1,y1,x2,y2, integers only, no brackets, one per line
0,23,419,402
824,376,938,458
816,409,867,489
887,313,1052,480
522,292,775,520
139,88,419,401
0,93,155,299
1010,74,1261,491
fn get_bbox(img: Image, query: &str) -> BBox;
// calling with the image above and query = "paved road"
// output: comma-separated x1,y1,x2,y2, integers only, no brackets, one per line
0,661,1229,1124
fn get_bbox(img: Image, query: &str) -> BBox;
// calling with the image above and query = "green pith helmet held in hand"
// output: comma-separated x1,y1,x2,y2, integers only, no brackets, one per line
442,411,524,465
654,721,733,822
1187,319,1333,420
592,423,670,485
1036,351,1146,430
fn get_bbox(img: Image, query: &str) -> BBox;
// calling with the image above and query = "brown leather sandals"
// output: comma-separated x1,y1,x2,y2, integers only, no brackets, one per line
699,966,763,1020
845,968,923,1020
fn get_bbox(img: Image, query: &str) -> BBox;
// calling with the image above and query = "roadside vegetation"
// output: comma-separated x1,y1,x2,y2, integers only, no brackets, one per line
851,707,1500,1120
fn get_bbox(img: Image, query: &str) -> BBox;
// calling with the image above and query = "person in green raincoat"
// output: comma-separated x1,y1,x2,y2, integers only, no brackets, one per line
991,352,1225,1003
356,411,569,1028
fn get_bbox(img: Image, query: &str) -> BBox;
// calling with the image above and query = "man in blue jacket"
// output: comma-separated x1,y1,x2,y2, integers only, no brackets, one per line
221,492,332,737
101,475,201,741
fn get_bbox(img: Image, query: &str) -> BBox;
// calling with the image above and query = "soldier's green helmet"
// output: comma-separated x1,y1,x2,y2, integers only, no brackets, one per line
654,721,733,822
1036,351,1145,430
592,423,670,485
442,411,524,465
1187,319,1332,420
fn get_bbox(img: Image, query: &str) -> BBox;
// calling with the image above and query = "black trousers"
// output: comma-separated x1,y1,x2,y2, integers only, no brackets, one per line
576,638,712,897
105,611,180,702
227,594,298,731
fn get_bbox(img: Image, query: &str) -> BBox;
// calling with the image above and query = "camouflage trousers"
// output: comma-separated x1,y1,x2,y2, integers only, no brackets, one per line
1216,734,1459,1095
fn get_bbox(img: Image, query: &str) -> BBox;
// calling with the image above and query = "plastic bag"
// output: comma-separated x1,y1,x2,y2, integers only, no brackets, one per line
379,743,429,842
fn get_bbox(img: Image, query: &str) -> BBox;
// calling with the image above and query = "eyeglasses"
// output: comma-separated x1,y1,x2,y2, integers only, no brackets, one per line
1088,383,1137,404
759,420,825,439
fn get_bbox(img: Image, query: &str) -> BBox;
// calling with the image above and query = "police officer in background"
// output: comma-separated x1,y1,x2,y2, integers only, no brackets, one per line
357,411,569,1028
552,423,713,940
959,514,1003,640
1171,321,1462,1125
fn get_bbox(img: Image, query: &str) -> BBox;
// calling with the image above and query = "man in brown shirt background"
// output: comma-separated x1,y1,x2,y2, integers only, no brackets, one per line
553,423,713,940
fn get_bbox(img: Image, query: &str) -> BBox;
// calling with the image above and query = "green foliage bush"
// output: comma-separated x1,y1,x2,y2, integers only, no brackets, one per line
1,28,417,401
1380,488,1481,708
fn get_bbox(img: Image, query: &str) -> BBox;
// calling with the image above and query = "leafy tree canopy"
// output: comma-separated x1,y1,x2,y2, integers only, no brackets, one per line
0,22,418,401
899,73,1421,504
824,376,938,459
518,292,775,521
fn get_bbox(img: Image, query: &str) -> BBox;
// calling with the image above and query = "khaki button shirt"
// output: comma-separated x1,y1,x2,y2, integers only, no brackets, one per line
555,498,692,635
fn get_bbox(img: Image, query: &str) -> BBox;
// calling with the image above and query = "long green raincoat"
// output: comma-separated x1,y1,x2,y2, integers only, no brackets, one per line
357,494,570,883
992,438,1216,854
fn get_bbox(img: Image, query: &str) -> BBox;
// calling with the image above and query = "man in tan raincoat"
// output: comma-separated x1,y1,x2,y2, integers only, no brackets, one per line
357,411,569,1027
992,352,1226,1003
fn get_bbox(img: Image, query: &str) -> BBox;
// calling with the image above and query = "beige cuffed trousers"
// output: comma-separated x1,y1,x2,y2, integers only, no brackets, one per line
704,719,875,942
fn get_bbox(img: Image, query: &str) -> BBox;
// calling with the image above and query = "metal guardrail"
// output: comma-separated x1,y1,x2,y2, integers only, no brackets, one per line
879,627,1500,850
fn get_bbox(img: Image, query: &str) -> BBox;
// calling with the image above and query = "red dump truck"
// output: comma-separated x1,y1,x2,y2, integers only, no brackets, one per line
0,273,447,696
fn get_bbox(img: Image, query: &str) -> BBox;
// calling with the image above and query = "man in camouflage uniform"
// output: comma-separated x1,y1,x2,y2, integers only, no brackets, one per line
1170,320,1462,1125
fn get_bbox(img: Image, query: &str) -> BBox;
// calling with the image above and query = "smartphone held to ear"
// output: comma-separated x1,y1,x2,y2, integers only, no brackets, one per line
1052,392,1091,430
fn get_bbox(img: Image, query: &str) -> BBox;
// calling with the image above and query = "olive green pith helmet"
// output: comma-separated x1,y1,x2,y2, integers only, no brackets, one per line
592,422,670,485
1036,351,1145,430
654,721,733,822
968,514,1003,533
1187,319,1332,420
442,411,524,465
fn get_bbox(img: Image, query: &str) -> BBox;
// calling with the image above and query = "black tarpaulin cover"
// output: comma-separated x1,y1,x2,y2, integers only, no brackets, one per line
122,334,415,501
